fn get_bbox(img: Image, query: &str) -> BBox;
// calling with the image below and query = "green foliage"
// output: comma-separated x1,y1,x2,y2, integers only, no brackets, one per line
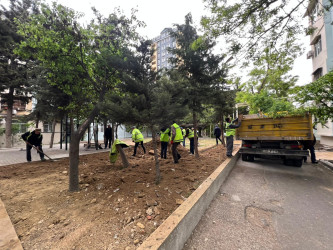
202,0,327,59
105,40,188,129
169,13,228,117
295,71,333,125
236,90,294,115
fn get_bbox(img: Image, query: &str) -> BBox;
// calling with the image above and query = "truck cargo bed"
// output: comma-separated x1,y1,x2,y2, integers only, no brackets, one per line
236,114,313,141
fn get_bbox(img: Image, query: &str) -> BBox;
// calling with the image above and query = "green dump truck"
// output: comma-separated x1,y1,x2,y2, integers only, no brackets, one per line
236,113,313,167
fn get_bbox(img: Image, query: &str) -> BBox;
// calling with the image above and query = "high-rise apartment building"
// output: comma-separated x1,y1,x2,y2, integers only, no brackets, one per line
152,28,177,70
305,0,333,146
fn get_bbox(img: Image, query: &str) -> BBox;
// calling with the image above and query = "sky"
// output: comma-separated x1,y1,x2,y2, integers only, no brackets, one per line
2,0,313,85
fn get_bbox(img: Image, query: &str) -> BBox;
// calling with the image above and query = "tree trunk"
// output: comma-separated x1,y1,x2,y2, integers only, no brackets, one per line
193,112,200,158
5,105,13,148
116,144,129,168
111,122,115,144
49,118,57,148
5,87,14,148
68,106,100,192
151,127,161,184
94,121,98,150
69,132,80,192
115,123,119,139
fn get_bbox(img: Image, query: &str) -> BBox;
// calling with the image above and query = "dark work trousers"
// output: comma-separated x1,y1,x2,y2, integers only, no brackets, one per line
105,137,112,149
226,135,234,156
172,142,181,163
26,144,44,162
133,141,146,156
216,136,223,145
161,141,168,159
309,146,317,163
182,138,185,147
189,138,194,154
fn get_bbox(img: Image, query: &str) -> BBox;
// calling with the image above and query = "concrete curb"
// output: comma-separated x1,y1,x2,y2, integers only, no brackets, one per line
319,160,333,172
0,199,23,250
138,149,240,250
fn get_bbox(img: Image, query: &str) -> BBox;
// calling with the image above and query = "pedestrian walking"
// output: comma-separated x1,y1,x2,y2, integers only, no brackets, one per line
131,126,146,156
21,128,45,162
225,117,242,157
160,127,170,159
171,121,183,163
104,124,112,149
214,124,223,145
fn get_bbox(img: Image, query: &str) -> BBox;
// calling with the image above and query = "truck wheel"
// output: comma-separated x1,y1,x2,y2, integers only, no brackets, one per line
242,154,248,161
248,155,255,162
294,159,303,167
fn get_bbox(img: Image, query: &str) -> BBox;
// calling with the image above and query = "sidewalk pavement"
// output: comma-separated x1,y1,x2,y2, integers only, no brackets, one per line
1,139,332,167
0,138,135,167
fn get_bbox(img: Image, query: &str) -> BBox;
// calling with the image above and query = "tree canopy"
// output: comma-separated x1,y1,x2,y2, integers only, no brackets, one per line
295,70,333,125
202,0,333,59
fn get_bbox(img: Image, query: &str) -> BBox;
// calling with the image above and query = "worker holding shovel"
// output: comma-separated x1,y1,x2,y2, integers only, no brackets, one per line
21,128,45,162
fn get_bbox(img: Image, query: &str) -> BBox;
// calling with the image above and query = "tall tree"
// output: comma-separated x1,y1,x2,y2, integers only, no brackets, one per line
0,0,38,147
107,40,188,183
295,70,333,125
16,2,141,191
170,13,227,158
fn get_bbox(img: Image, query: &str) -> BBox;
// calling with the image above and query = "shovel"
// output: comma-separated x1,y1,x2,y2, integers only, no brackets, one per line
26,141,55,161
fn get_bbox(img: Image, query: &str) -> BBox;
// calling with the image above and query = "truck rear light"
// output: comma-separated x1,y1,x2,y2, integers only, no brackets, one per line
242,144,252,148
285,145,303,149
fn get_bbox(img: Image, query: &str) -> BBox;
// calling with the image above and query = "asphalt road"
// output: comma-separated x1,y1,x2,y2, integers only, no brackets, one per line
184,158,333,250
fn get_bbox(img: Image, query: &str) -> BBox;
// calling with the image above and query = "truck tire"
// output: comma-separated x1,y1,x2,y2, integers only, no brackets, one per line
242,154,248,161
294,159,303,167
248,154,255,162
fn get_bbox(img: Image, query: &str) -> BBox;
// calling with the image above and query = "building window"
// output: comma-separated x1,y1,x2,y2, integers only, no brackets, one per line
43,122,53,133
313,67,323,81
314,37,322,57
12,123,28,133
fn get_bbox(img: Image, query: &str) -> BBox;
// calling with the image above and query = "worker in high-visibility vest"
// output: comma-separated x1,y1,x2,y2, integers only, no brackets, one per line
185,127,195,155
181,127,186,147
225,117,241,157
160,127,170,159
170,121,183,163
131,126,146,156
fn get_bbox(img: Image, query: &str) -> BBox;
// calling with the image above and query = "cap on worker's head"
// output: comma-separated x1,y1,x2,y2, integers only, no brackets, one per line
131,126,136,129
225,117,230,122
35,128,41,131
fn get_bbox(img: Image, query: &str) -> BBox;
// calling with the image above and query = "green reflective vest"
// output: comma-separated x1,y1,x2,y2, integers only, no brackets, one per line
188,129,194,139
172,123,183,143
182,128,186,137
160,128,170,142
109,139,129,163
132,128,144,142
225,122,236,137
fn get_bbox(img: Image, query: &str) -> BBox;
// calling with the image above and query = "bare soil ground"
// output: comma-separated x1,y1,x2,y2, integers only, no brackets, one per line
0,141,226,250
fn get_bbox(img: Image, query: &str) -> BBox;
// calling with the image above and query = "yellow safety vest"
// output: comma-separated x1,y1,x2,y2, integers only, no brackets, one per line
188,129,194,139
160,128,170,142
225,122,235,137
172,123,183,143
132,128,144,142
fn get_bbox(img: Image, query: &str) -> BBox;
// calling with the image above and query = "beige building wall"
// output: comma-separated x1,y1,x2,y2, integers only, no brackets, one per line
306,0,333,146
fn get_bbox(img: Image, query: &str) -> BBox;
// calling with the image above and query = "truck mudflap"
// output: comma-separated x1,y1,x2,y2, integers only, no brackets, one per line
239,147,309,157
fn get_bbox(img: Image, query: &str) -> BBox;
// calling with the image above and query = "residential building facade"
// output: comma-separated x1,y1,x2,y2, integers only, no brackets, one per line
152,28,177,70
305,0,333,146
